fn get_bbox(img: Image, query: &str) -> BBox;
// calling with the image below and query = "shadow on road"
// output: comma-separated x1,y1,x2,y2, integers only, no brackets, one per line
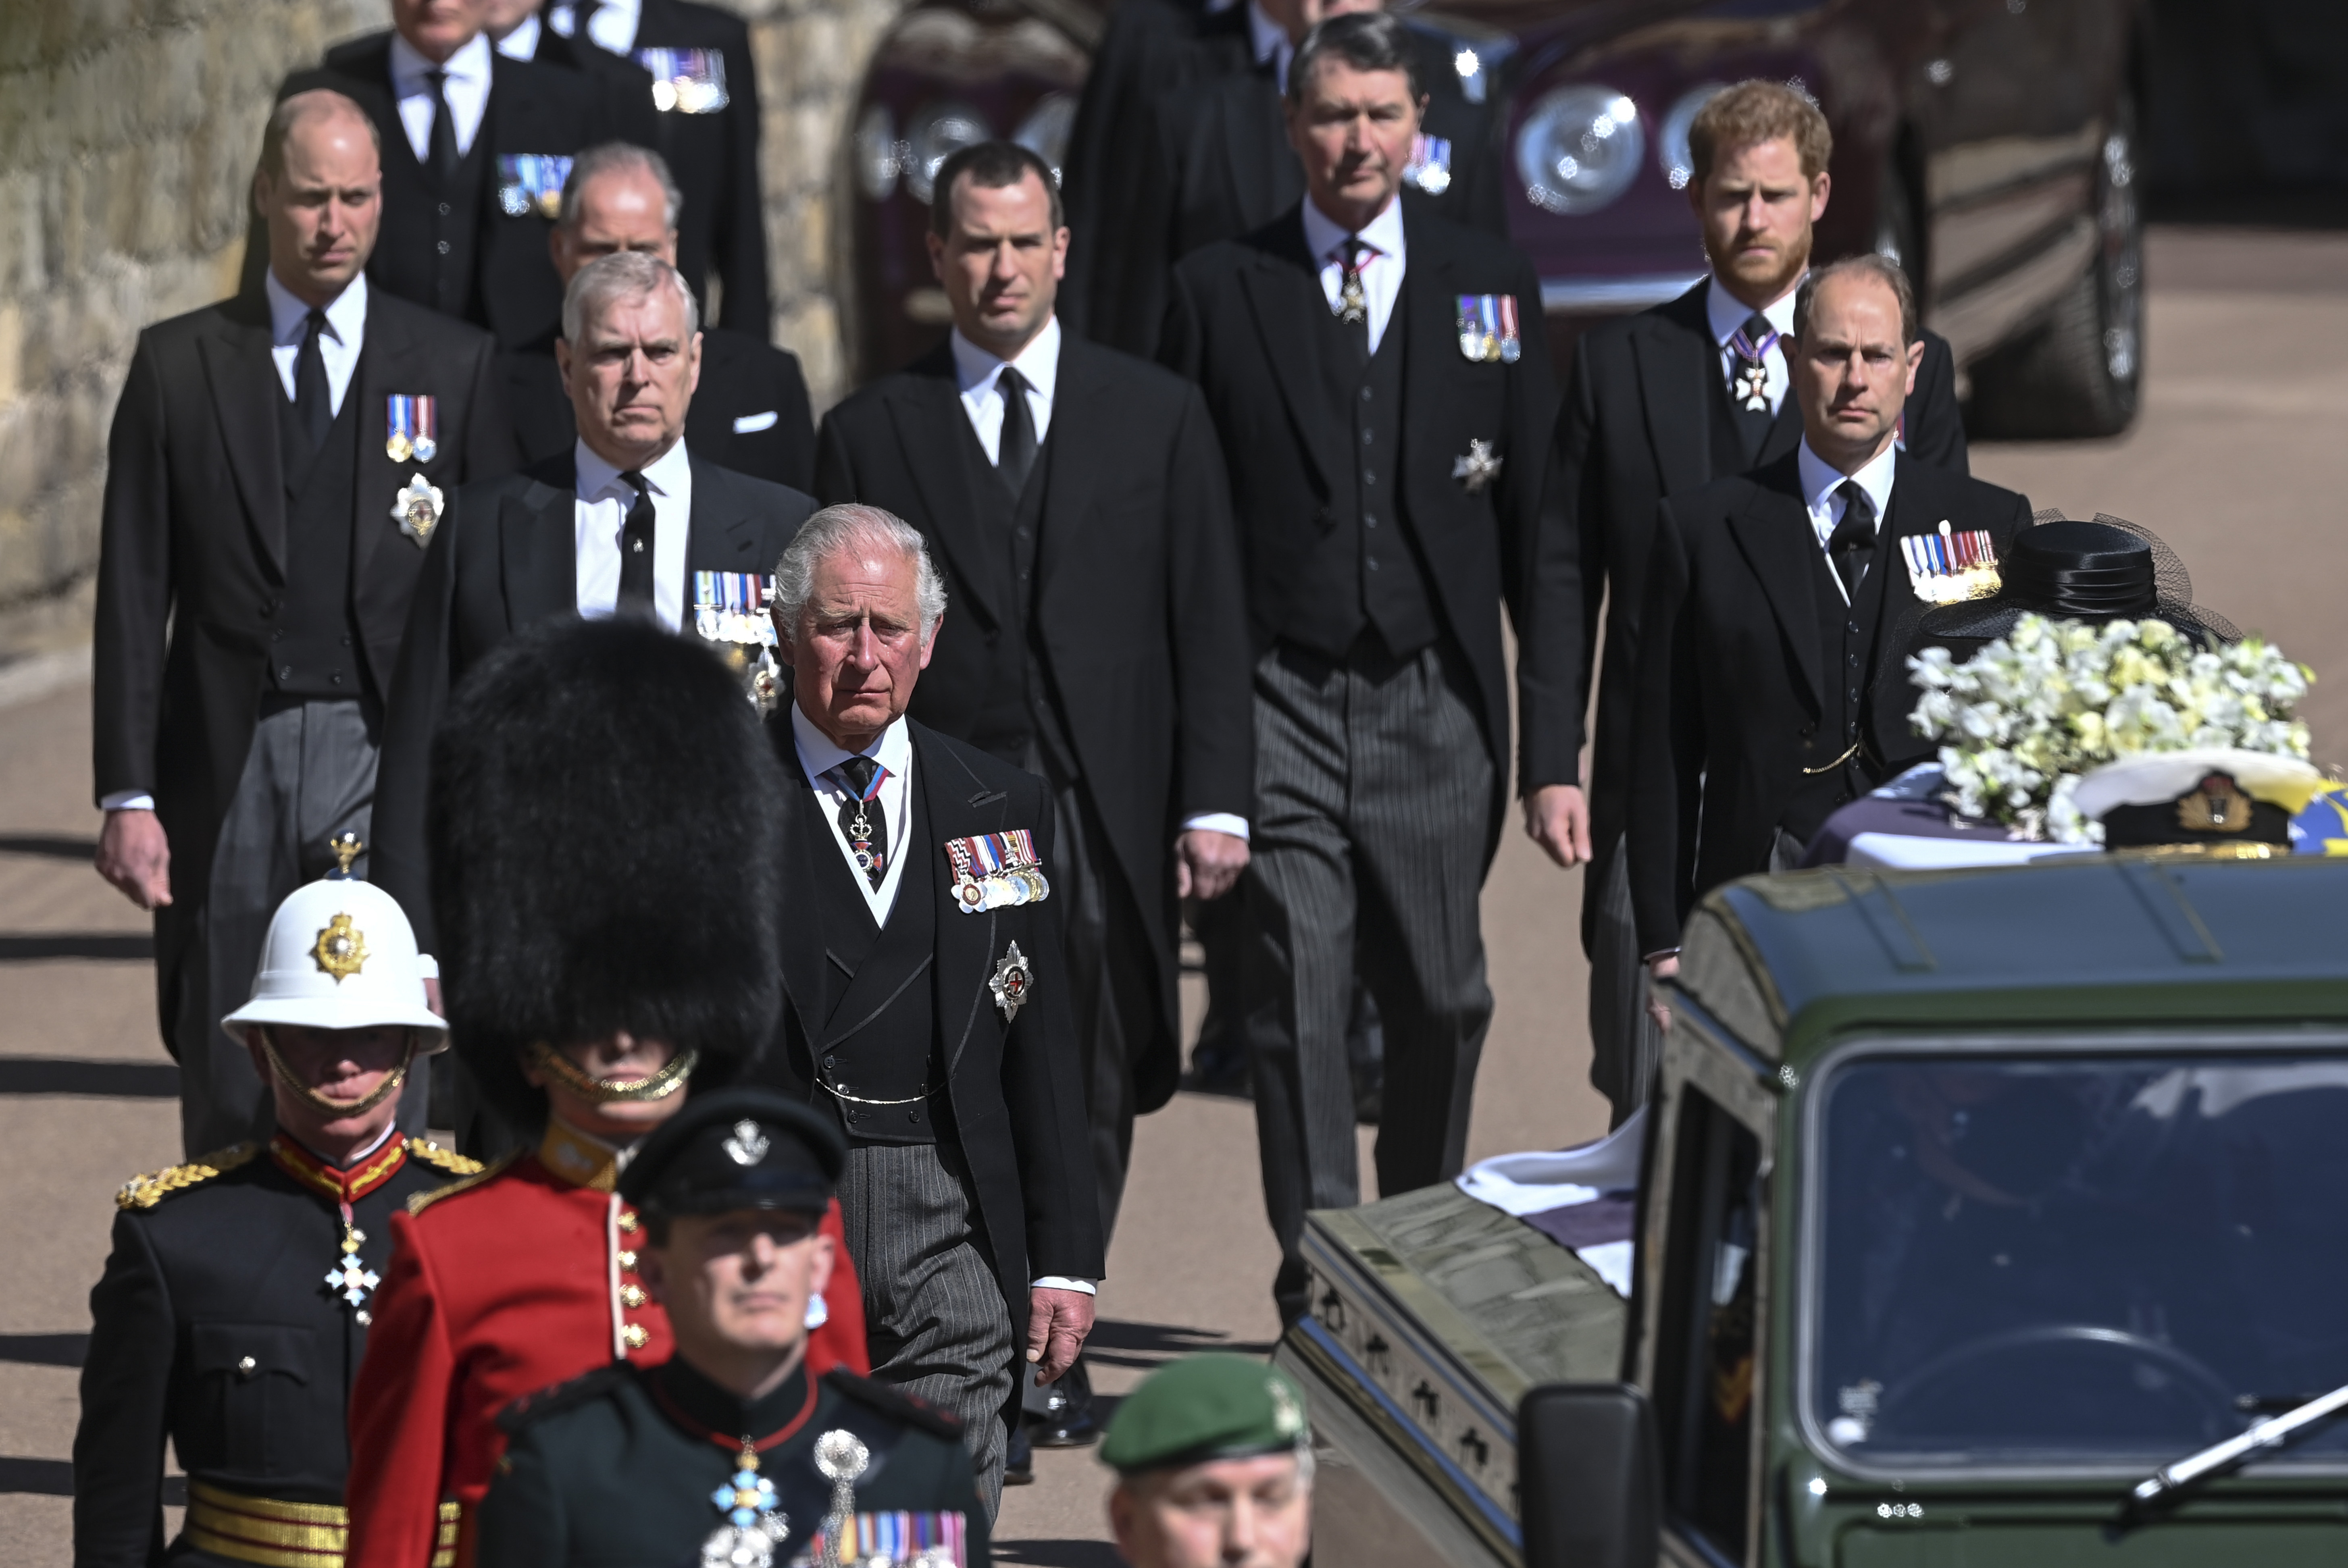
0,934,153,962
0,1059,178,1097
0,1334,88,1367
0,834,98,861
0,1458,183,1502
993,1541,1124,1568
1083,1319,1276,1373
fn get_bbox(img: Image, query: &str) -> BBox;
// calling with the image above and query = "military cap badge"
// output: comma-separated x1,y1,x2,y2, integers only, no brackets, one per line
311,912,367,982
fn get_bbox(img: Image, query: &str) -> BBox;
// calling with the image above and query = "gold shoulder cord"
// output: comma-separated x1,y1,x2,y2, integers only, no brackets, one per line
117,1143,262,1212
407,1151,520,1217
404,1137,487,1177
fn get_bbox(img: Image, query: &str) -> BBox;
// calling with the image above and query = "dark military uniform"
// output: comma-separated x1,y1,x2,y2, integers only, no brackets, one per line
479,1358,991,1567
72,1134,480,1568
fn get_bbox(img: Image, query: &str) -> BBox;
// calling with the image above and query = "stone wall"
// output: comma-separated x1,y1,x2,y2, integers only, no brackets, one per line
0,0,900,618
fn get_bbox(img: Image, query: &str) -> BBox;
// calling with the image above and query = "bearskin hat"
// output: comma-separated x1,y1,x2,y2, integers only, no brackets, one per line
427,616,785,1128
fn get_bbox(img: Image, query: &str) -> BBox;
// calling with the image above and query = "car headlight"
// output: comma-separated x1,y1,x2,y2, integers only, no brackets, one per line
905,104,992,204
1012,93,1078,185
854,104,905,202
1657,83,1726,191
1515,85,1644,214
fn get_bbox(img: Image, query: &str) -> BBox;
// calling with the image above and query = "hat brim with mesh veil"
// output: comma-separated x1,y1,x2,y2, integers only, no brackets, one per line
1913,510,2240,647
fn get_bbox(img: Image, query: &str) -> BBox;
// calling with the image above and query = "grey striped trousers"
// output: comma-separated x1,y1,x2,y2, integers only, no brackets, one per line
1242,639,1495,1318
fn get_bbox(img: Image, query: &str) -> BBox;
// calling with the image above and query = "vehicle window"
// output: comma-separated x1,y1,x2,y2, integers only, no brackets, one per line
1811,1053,2348,1469
1653,1086,1763,1562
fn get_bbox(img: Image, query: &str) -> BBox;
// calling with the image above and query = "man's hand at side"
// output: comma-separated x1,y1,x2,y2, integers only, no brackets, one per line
1174,829,1249,900
96,809,173,911
1645,952,1679,1035
1524,783,1592,869
1026,1286,1096,1384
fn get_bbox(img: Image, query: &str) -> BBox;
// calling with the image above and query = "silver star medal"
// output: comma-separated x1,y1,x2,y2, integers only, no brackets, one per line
391,473,445,547
1451,439,1503,495
813,1430,871,1568
989,941,1034,1021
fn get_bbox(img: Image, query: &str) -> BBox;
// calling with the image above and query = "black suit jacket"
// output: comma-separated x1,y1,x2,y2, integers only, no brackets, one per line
372,449,815,948
759,719,1106,1316
1626,451,2030,952
1163,198,1567,853
269,36,610,351
503,327,816,488
1550,278,1968,911
92,291,513,1046
814,333,1253,1103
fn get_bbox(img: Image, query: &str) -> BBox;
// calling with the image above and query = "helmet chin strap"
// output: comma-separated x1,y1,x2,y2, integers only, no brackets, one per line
528,1040,699,1103
258,1028,414,1119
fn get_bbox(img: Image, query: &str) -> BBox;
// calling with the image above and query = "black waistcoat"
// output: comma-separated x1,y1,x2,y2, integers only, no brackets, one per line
374,127,487,324
271,381,368,701
803,780,942,1146
947,415,1056,766
1284,291,1440,659
1781,527,1896,842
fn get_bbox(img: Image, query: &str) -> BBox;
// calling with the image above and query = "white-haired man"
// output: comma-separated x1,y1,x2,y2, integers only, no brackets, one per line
371,249,816,1142
747,502,1105,1512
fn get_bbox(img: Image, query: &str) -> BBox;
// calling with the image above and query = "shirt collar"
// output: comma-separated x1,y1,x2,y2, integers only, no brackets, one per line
1300,190,1406,271
949,314,1062,404
1705,273,1801,349
575,432,691,503
789,704,912,791
264,267,368,348
1245,0,1286,66
493,12,541,59
388,28,492,91
1797,436,1899,520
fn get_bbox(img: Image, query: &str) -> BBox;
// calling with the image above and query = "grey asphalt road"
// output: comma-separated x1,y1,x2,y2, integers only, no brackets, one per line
4,223,2341,1565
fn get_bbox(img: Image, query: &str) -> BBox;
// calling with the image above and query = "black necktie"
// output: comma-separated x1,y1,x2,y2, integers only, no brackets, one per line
1827,480,1878,602
616,471,657,618
995,366,1037,498
1336,239,1371,364
426,69,460,183
279,308,331,485
833,756,889,891
1728,310,1776,464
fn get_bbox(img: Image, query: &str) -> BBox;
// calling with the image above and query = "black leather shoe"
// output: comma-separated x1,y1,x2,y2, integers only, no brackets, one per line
1028,1356,1101,1447
1003,1422,1035,1485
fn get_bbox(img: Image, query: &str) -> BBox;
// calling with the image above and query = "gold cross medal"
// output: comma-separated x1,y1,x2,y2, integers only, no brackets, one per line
391,474,445,548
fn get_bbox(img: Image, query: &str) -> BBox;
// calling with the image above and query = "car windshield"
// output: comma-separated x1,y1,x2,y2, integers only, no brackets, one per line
1809,1049,2348,1469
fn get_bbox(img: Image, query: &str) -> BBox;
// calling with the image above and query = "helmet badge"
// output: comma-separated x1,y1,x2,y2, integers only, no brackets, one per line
723,1120,770,1167
310,913,368,983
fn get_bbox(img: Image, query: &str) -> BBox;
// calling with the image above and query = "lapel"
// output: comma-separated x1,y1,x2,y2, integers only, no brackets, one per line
198,296,291,576
1236,212,1348,497
1633,281,1714,490
1723,453,1824,712
683,452,769,573
883,350,1004,632
1034,335,1103,602
818,804,935,1046
768,720,832,1042
1871,451,1950,630
485,53,529,159
500,456,581,628
1401,204,1466,467
1758,390,1804,466
912,724,1014,1080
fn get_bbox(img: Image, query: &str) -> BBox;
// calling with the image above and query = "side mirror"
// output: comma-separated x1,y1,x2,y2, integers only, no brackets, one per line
1517,1383,1661,1568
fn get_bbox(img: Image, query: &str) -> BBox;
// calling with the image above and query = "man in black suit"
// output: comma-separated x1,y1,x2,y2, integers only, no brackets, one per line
1547,80,1970,1122
502,142,815,485
93,92,515,1156
751,505,1104,1509
267,0,617,352
1628,256,2030,986
373,248,815,976
1162,14,1574,1323
531,0,770,335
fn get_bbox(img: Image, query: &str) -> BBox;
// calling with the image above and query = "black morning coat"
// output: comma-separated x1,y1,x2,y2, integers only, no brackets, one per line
812,332,1255,1107
759,720,1107,1342
1161,195,1570,860
502,326,817,489
368,450,815,952
267,33,630,352
92,289,514,1055
73,1140,473,1568
1547,279,1968,946
1093,26,1508,359
1626,450,2030,955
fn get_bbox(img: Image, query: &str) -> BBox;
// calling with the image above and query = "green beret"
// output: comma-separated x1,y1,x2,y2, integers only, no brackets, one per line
1100,1355,1311,1474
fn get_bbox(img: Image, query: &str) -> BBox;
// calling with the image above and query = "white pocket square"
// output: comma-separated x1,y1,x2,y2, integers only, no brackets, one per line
731,410,779,434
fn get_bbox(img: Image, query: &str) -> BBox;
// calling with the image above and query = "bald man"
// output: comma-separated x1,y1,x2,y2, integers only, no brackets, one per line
94,89,517,1156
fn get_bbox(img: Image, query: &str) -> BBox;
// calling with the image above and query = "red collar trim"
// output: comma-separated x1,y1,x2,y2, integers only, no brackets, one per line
649,1364,821,1455
269,1133,408,1206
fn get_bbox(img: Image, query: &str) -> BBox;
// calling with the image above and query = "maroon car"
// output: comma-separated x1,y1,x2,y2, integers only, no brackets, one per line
845,0,2144,437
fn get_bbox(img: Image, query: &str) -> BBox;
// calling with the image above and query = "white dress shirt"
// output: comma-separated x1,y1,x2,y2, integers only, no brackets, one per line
949,316,1060,463
493,12,541,60
791,704,915,927
1301,192,1407,358
264,268,366,415
1796,437,1898,605
389,31,492,164
1705,275,1798,418
574,437,693,631
549,0,642,55
1246,0,1292,91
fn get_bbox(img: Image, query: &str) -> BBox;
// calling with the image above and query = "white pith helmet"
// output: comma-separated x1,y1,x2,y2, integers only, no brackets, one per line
221,877,448,1048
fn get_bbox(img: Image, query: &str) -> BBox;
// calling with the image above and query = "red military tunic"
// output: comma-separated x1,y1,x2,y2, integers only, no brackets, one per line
345,1118,866,1568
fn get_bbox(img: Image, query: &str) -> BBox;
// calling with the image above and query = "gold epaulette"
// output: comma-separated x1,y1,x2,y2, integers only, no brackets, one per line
406,1151,519,1217
117,1142,261,1211
404,1137,487,1177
